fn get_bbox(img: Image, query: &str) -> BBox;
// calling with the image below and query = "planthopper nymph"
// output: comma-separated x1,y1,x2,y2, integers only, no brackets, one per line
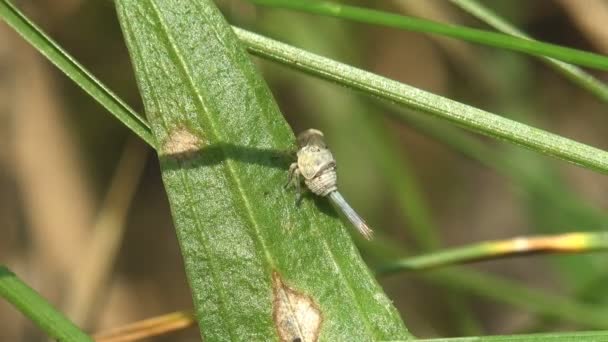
286,128,374,240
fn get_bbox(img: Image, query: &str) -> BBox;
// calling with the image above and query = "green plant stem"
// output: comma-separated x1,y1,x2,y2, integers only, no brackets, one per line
250,0,608,71
0,0,155,147
6,0,608,177
381,105,607,221
234,27,608,174
420,330,608,341
0,266,92,341
449,0,608,104
365,233,608,329
378,232,608,274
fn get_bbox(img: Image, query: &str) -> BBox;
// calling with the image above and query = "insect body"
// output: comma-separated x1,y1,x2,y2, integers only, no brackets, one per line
287,129,374,240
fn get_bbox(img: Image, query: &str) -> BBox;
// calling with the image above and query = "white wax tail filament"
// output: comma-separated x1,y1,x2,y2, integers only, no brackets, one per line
329,191,374,240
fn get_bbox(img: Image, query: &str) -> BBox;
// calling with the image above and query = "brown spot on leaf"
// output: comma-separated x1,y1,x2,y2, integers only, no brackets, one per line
272,272,322,342
161,126,203,159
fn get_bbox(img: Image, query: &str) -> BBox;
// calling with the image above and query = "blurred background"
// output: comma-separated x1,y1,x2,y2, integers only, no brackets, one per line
1,0,607,340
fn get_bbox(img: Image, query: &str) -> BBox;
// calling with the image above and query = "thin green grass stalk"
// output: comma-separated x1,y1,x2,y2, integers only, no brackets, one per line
0,266,93,342
383,105,608,236
5,0,608,178
449,0,608,104
0,0,155,147
367,234,608,329
250,0,608,71
383,103,608,298
380,106,602,212
420,330,608,342
378,232,608,274
235,27,608,174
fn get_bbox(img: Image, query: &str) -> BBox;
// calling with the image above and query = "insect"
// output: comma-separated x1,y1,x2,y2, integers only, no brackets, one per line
286,128,374,240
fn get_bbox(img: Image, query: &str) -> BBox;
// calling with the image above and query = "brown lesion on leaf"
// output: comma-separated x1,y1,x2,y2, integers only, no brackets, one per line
161,126,204,159
272,272,322,342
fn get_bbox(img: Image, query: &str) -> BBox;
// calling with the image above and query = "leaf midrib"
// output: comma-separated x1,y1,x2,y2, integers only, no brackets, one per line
147,0,276,274
146,1,277,338
121,4,240,339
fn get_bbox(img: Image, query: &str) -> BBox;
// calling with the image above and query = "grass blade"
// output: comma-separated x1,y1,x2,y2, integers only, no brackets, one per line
378,232,608,273
367,235,608,329
449,0,608,104
0,0,155,147
115,0,411,340
235,27,608,174
250,0,608,71
383,104,608,287
0,266,92,342
420,330,608,341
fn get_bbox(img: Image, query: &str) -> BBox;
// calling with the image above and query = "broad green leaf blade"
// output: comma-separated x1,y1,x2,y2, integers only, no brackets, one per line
0,0,155,147
0,266,93,342
115,0,410,340
235,28,608,175
250,0,608,71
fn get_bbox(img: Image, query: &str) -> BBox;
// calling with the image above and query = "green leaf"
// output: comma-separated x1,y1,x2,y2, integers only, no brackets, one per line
114,0,410,340
0,266,92,342
235,28,608,175
0,0,155,147
250,0,608,71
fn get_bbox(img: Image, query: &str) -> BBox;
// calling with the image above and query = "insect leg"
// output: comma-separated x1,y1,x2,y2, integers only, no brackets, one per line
293,169,304,207
285,162,298,189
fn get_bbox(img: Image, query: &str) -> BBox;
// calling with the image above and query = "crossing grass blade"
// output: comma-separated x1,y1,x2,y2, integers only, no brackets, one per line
235,28,608,175
0,0,154,147
250,0,608,71
0,266,92,342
